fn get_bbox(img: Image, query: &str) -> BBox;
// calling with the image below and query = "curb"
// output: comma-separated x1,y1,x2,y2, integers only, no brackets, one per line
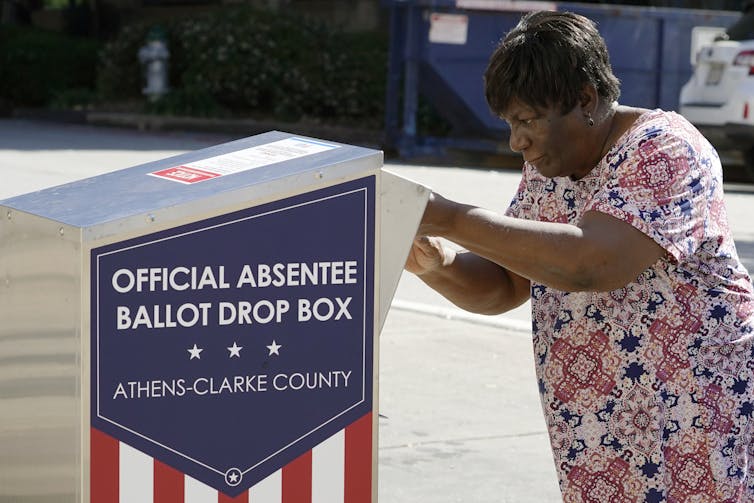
12,108,386,150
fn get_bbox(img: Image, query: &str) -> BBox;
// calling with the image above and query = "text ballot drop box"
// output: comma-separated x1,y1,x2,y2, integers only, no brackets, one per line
0,131,428,502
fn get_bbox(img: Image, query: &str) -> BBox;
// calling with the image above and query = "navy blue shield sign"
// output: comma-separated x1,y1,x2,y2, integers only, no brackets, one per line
90,176,375,496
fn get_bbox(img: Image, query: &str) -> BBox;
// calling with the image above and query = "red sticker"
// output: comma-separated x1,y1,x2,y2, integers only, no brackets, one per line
150,166,221,184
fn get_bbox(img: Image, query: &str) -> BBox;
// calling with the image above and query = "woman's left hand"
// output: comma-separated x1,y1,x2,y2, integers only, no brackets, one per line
405,236,455,276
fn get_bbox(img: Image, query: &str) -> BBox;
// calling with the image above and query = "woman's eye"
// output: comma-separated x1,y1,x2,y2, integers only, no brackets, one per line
501,117,535,127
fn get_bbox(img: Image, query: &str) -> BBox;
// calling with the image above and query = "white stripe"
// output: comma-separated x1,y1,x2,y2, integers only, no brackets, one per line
185,475,217,503
249,469,282,503
312,429,345,503
119,443,153,503
391,298,532,335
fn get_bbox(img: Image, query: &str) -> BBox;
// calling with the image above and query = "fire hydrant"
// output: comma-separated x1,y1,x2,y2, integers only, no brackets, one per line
138,27,170,101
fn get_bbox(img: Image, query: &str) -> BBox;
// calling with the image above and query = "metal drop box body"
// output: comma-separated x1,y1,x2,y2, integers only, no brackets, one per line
0,131,427,502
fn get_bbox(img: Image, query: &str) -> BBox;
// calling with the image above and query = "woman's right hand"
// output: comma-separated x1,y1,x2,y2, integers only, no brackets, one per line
405,236,455,276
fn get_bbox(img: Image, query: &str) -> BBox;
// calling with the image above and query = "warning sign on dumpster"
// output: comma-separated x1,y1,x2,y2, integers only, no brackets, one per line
90,176,375,496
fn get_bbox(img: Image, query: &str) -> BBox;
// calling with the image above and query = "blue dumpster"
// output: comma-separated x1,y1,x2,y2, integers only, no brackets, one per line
384,0,740,158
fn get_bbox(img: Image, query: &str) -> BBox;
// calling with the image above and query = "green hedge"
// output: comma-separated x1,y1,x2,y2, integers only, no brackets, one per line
97,7,389,128
0,26,100,108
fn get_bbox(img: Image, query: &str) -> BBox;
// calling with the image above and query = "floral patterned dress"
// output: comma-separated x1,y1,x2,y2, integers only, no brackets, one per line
506,110,754,502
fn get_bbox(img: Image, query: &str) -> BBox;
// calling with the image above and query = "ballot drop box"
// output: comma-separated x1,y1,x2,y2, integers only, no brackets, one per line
0,131,427,502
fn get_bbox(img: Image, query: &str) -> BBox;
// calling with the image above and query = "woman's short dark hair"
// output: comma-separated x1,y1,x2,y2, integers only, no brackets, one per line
484,11,621,117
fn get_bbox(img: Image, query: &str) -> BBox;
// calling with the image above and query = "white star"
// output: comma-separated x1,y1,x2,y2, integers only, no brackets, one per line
227,342,243,358
187,344,203,360
228,472,239,483
266,340,282,356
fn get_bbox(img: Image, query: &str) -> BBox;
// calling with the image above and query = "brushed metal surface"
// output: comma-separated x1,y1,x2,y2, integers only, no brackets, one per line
0,210,81,502
0,131,381,230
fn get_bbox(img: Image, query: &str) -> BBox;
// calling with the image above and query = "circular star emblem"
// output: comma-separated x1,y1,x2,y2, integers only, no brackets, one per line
225,467,243,487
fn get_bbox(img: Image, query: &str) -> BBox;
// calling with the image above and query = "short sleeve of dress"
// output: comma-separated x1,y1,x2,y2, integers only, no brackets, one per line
584,116,711,263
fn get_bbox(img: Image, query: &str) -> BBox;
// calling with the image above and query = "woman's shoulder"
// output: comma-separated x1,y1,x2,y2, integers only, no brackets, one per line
607,107,721,184
614,107,707,153
617,107,666,136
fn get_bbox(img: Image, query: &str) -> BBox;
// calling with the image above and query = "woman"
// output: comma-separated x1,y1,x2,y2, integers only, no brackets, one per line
407,10,754,502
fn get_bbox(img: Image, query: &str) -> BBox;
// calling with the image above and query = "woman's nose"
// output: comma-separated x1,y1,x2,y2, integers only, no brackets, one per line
508,126,530,153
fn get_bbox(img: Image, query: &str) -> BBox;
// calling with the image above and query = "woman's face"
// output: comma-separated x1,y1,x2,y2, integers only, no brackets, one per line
502,99,595,179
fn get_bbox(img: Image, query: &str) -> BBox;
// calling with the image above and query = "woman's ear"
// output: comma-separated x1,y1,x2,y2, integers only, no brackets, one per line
578,83,599,114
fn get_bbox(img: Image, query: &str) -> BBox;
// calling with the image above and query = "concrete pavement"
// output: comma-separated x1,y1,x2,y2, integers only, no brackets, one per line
3,118,754,502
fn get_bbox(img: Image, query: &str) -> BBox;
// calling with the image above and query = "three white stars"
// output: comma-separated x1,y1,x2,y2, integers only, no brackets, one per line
187,340,281,359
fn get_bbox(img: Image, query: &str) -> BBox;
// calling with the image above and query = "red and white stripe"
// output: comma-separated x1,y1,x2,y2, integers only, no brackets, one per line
90,413,373,503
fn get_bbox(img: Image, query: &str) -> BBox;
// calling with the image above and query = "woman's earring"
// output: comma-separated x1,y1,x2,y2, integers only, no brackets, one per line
587,114,595,127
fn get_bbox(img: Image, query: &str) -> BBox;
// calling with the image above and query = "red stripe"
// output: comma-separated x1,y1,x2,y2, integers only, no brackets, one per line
90,428,119,503
344,412,373,503
282,450,312,503
219,491,249,503
154,460,184,503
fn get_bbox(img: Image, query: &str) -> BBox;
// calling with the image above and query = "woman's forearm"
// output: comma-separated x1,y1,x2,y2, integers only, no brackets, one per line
422,194,664,293
415,251,530,315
